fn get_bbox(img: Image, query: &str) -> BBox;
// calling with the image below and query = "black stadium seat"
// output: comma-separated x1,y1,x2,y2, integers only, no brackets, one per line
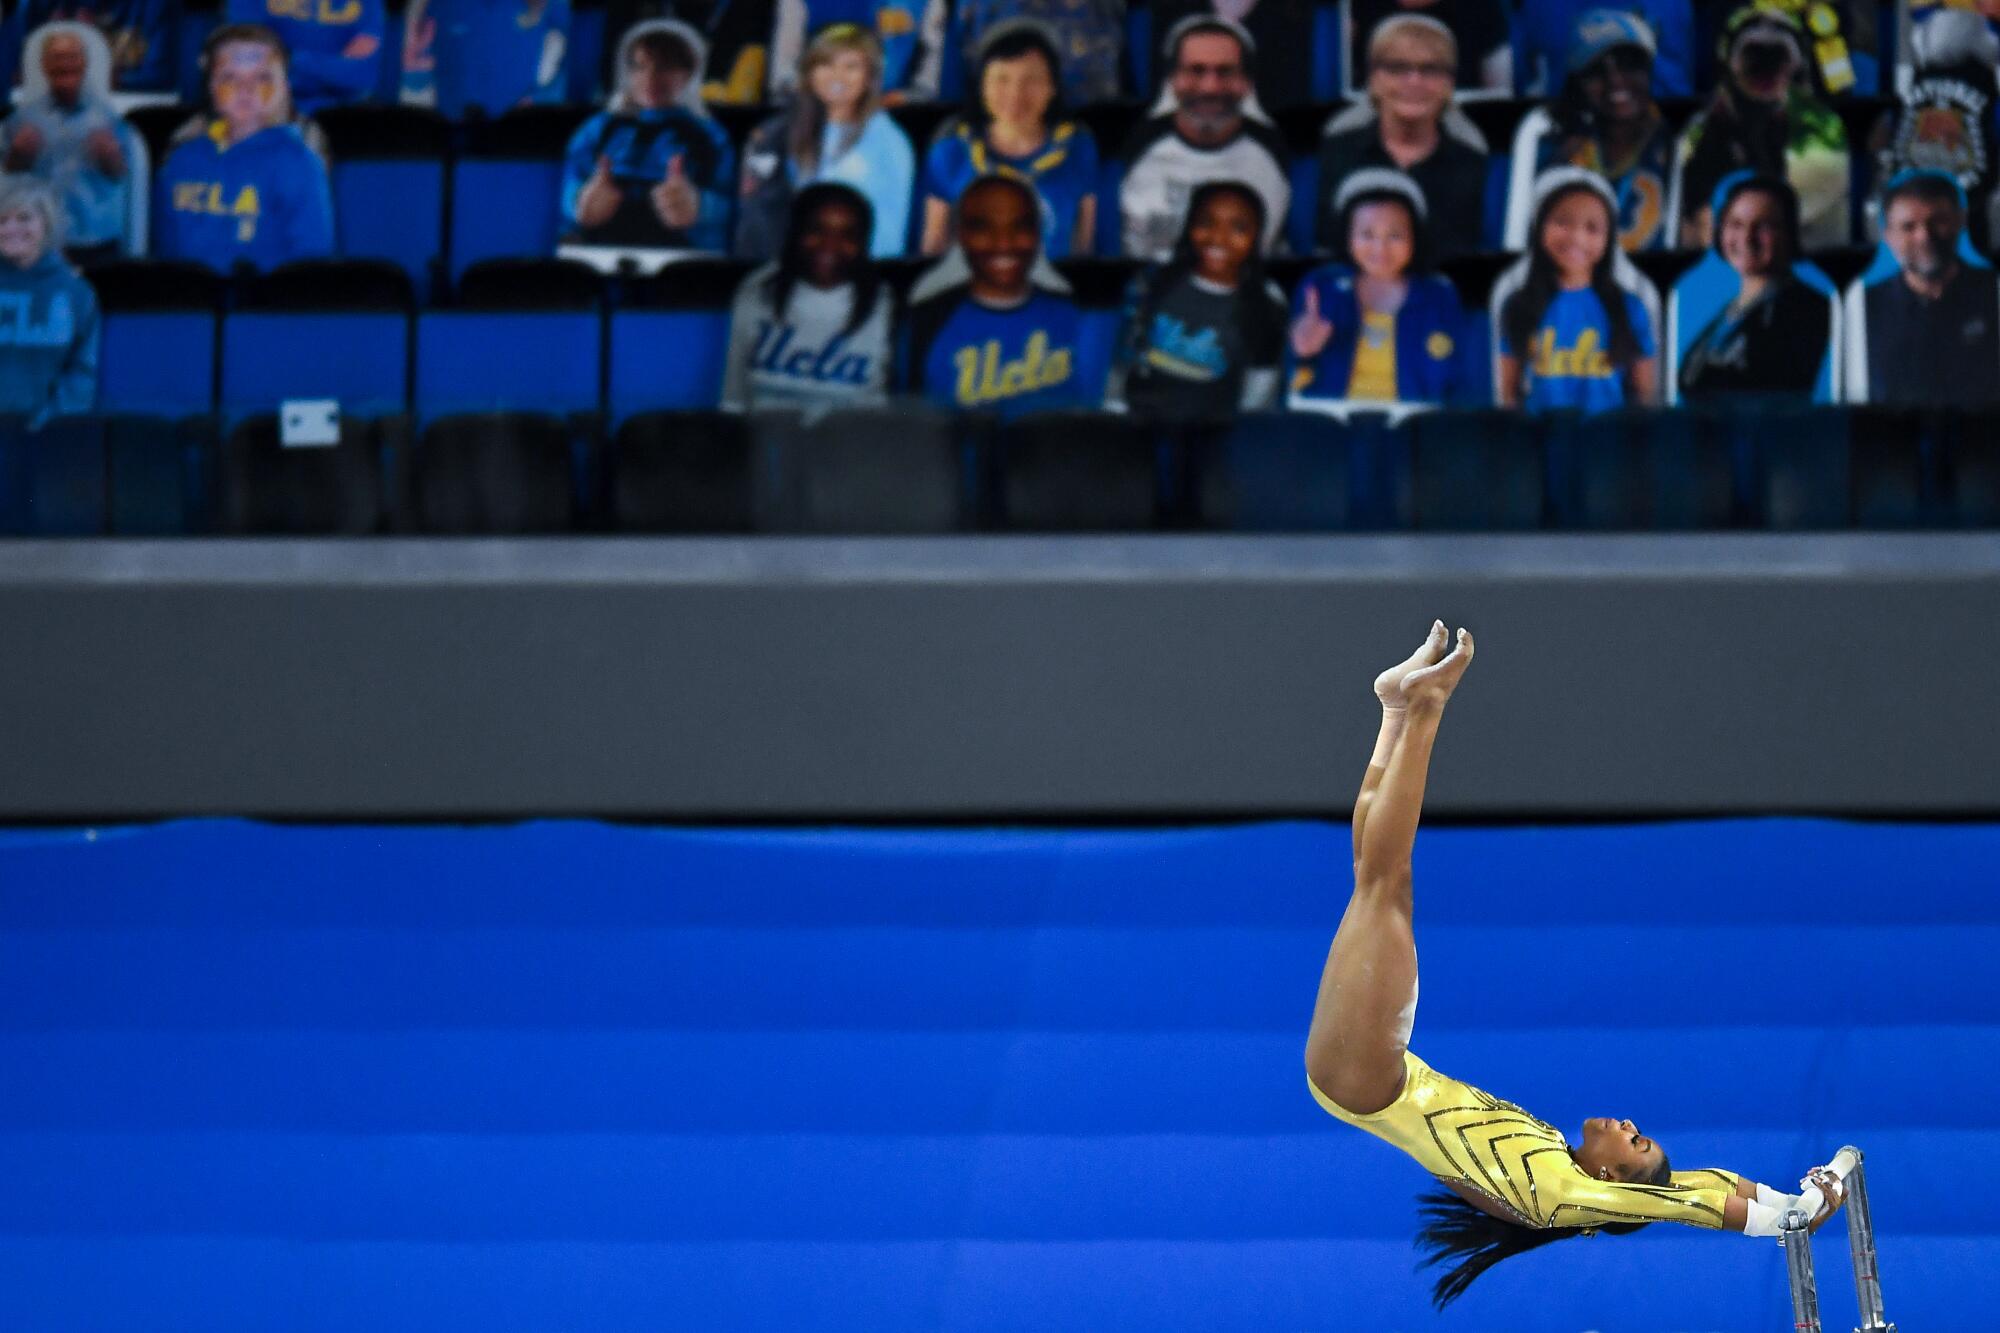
237,258,415,310
757,405,969,534
455,258,606,310
217,412,391,535
992,410,1164,531
609,410,756,533
408,412,576,534
1410,408,1543,531
1940,408,2000,528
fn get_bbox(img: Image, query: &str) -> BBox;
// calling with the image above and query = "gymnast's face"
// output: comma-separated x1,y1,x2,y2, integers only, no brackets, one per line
1575,1116,1666,1182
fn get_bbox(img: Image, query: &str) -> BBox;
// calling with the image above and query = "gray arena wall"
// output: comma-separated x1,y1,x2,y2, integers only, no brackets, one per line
2,534,1996,820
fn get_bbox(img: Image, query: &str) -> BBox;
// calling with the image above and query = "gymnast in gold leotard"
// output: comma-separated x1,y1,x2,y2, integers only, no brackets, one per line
1302,623,1847,1308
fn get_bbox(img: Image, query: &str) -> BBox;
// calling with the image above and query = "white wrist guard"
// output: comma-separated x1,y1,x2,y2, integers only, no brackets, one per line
1755,1182,1802,1211
1743,1198,1786,1238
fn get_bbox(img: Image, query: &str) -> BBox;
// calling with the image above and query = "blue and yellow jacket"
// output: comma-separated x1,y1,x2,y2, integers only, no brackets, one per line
153,122,335,273
1287,264,1472,405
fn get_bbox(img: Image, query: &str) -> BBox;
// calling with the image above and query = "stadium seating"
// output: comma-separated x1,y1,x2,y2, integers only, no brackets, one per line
318,106,453,297
757,404,970,534
992,410,1164,531
608,409,757,533
216,412,395,535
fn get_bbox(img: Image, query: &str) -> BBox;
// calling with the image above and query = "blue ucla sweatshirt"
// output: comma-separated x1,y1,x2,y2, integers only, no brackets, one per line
153,122,335,273
228,0,388,112
0,250,99,424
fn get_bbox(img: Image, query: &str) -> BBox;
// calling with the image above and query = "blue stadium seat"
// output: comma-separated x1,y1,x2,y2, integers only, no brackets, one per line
319,107,452,296
1053,258,1132,404
105,415,214,536
222,261,414,424
91,261,221,417
1410,406,1542,530
1193,410,1354,531
0,416,105,535
448,107,590,281
417,262,604,426
1545,406,1735,531
607,260,748,422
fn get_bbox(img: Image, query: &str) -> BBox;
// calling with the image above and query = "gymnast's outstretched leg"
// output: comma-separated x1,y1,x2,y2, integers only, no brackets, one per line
1305,621,1473,1116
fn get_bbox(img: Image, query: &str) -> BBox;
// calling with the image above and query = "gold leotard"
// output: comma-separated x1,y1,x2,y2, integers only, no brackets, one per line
1310,1050,1739,1230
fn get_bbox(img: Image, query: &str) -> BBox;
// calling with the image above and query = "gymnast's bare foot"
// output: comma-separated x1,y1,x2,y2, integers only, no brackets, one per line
1400,627,1474,711
1374,621,1449,710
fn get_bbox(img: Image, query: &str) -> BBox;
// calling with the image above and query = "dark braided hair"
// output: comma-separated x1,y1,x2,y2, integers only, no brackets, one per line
1501,181,1643,371
1129,180,1285,356
1413,1152,1674,1309
764,181,883,339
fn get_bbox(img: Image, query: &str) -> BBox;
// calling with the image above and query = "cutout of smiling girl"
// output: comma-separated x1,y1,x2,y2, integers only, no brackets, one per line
1113,180,1285,419
723,181,890,409
1493,166,1660,412
904,173,1090,416
1288,168,1468,406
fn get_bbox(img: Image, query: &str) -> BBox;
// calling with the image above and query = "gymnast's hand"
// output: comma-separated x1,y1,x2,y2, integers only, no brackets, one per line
1803,1167,1847,1234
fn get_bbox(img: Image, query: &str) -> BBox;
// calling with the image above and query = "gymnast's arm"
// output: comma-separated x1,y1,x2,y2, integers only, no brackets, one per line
1720,1172,1845,1235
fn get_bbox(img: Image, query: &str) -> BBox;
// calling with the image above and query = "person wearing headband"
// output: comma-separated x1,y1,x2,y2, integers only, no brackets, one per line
1316,14,1489,261
736,23,914,261
563,20,734,250
1111,179,1287,418
0,23,142,265
1289,169,1468,406
153,25,334,273
949,0,1125,105
1346,0,1510,94
1669,5,1850,248
1118,16,1288,260
398,0,569,117
919,20,1098,258
1843,169,2000,406
227,0,385,112
1505,9,1675,253
1493,167,1660,412
768,0,943,102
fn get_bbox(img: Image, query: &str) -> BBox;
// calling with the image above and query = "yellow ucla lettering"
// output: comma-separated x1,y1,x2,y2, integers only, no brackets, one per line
174,179,260,242
318,0,362,23
1530,327,1612,380
268,0,311,18
950,331,1074,406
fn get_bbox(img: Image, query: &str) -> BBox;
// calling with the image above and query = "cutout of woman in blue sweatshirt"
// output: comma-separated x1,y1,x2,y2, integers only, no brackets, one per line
1288,168,1471,406
0,178,98,426
904,173,1090,416
563,19,734,250
400,0,568,117
227,0,385,113
153,25,335,273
